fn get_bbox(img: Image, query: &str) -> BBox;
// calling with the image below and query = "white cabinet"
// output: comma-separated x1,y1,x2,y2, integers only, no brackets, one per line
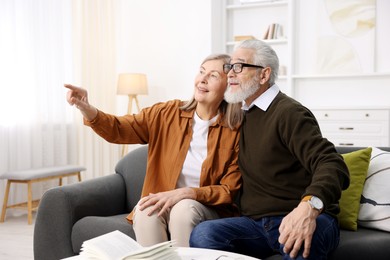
311,108,390,147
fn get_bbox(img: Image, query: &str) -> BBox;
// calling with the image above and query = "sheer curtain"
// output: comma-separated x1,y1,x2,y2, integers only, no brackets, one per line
71,0,120,181
0,0,120,217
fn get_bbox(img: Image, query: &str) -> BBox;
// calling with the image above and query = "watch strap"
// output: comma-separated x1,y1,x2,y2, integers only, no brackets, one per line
302,195,323,212
301,195,313,202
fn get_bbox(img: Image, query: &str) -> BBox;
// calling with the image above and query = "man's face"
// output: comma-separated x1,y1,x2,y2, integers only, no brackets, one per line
224,48,261,104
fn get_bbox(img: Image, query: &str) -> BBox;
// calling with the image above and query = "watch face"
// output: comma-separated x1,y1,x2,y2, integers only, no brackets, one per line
311,196,323,209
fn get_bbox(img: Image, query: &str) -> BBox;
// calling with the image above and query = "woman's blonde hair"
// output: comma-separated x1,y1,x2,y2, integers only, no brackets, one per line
180,54,243,130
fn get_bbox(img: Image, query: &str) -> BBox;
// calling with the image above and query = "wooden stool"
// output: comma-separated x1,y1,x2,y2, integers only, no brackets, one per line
0,165,86,224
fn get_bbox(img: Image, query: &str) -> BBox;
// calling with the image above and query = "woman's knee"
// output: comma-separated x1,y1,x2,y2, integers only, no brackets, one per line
170,199,206,225
133,205,167,230
132,205,169,246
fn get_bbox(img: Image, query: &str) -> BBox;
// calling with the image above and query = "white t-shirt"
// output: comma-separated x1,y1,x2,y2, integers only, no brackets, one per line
176,112,218,188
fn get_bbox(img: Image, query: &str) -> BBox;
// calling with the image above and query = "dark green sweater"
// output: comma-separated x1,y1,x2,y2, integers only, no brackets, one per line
239,92,350,219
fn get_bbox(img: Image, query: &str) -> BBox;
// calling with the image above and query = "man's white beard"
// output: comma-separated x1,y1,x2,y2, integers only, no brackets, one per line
224,77,260,104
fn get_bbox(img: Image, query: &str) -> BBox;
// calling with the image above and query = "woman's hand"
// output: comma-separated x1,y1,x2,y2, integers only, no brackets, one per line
138,188,196,217
64,84,98,121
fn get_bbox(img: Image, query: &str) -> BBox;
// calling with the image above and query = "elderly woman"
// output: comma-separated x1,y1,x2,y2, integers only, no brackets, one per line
65,53,243,247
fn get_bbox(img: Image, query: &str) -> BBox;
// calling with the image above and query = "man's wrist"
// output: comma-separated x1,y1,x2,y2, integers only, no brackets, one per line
302,195,324,213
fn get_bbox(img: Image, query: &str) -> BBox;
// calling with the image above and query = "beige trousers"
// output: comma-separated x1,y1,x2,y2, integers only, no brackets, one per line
132,199,220,247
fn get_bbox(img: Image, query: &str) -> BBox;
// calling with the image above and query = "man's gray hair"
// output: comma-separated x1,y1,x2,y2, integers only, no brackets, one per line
234,40,279,85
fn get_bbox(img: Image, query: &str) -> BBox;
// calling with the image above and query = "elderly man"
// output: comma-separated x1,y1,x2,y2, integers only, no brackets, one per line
189,39,350,260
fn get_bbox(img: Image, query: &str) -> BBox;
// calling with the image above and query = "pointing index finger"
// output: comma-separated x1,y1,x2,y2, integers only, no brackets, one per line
64,84,78,91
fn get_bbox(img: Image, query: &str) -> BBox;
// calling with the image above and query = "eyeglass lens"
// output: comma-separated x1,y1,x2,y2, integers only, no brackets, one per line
223,63,263,74
223,64,243,74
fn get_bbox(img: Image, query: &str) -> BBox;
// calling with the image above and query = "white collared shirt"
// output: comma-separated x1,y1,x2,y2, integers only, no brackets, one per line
242,84,280,112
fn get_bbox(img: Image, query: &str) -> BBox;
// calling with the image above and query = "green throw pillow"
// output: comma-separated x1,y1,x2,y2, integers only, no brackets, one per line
338,147,372,231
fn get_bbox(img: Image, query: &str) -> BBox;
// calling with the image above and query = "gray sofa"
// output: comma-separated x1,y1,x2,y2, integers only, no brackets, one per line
34,145,390,260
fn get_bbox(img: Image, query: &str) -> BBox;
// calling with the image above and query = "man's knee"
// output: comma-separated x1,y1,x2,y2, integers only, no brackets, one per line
189,221,210,247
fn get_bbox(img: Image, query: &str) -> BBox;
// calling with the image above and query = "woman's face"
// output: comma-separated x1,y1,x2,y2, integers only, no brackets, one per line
194,59,227,106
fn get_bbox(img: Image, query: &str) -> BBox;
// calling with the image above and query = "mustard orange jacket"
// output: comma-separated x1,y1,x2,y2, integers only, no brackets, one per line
85,100,242,219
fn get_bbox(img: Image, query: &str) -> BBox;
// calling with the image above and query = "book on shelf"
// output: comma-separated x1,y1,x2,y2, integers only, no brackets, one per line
76,230,178,260
263,23,283,40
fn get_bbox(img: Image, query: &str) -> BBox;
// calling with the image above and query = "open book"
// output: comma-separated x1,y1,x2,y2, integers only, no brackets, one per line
79,230,179,260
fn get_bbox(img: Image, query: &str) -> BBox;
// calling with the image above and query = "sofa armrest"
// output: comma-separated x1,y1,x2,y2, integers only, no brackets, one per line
34,174,126,260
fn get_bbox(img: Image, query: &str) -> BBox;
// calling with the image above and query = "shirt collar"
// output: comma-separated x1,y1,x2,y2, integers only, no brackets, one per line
242,84,280,111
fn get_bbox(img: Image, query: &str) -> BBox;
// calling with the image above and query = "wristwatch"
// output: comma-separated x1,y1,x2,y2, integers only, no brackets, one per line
302,195,324,212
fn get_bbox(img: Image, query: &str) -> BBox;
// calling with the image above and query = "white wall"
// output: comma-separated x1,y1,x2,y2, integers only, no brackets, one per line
115,0,214,113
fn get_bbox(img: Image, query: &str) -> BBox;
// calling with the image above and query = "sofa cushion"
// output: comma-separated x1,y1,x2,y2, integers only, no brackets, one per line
358,147,390,232
328,227,390,260
338,147,372,231
71,214,135,254
264,227,390,260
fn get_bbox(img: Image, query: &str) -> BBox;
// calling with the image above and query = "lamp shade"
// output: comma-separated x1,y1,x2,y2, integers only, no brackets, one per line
117,73,148,95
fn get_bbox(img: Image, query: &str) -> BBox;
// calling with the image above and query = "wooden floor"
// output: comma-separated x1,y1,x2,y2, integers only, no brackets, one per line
0,212,35,260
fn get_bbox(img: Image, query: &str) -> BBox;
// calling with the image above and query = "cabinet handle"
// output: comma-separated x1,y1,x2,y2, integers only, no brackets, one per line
339,143,354,146
339,127,354,130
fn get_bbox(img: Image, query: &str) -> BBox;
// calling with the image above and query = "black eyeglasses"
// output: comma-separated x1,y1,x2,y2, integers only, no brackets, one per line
223,63,264,74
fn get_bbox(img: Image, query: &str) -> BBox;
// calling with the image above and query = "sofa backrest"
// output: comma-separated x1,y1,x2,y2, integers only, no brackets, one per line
113,145,389,213
336,146,390,154
115,145,148,212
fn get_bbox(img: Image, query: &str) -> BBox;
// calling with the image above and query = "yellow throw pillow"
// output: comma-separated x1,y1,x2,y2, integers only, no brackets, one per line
338,147,372,231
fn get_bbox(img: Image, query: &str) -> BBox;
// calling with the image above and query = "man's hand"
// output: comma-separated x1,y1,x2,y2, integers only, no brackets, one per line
64,84,98,121
278,202,320,258
138,188,196,217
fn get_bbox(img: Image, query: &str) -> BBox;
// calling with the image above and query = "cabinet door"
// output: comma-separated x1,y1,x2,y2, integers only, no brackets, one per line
324,137,389,147
318,122,388,137
312,109,390,147
313,109,389,121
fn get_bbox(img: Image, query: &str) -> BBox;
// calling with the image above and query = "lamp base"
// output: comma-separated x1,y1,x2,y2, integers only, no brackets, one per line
121,95,141,157
121,145,128,157
127,94,140,115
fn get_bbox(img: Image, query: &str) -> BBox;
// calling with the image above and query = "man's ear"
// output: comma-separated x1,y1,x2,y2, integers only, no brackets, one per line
259,67,271,84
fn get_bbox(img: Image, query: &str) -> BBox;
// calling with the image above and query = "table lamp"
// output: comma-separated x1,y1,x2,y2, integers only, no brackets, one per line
117,73,148,156
117,73,148,114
